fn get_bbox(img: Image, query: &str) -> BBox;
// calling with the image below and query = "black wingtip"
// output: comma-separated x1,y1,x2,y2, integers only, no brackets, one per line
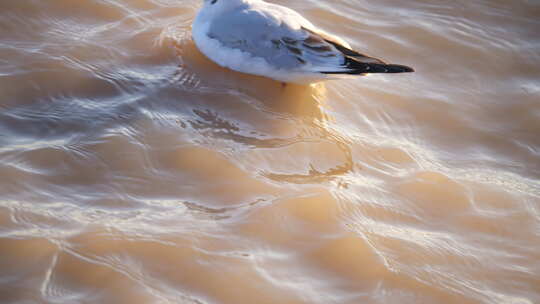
321,59,415,75
384,64,415,73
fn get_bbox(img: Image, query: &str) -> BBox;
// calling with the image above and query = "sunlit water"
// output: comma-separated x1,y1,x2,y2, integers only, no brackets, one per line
1,0,539,303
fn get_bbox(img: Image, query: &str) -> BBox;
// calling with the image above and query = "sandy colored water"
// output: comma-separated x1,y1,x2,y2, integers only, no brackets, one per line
1,0,539,303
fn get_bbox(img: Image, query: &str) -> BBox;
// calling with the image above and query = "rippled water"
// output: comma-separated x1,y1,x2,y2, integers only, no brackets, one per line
1,0,539,303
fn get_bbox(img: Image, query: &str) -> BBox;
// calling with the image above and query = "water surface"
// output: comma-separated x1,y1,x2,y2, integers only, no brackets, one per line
1,0,539,303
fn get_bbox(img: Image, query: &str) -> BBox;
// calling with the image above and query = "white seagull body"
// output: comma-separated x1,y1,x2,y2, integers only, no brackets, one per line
192,0,414,84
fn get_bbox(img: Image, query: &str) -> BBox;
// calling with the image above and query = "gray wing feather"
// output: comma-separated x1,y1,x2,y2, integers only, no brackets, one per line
207,8,402,74
207,9,346,71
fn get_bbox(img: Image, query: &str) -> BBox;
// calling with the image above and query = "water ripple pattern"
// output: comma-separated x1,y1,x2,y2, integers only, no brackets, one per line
0,0,539,303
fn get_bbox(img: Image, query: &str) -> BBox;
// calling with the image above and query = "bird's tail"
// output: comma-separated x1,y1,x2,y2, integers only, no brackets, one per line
322,39,415,75
322,57,415,75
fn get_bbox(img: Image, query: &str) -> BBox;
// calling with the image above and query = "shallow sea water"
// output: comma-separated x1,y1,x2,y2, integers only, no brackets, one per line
1,0,539,303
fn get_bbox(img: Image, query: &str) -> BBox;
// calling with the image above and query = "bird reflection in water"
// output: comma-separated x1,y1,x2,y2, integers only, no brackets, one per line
166,33,353,184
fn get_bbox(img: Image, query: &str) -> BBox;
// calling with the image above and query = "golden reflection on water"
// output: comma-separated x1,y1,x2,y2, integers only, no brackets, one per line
1,0,540,304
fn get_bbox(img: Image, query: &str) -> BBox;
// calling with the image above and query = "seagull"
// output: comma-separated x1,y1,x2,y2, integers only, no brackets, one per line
192,0,414,84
